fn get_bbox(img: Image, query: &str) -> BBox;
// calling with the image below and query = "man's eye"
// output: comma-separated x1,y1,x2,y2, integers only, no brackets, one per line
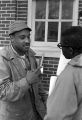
27,36,30,39
20,36,25,39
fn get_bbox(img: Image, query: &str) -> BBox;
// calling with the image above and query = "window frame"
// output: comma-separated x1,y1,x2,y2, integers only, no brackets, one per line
28,0,79,57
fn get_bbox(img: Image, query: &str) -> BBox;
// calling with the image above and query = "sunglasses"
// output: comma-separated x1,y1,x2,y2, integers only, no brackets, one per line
57,43,71,49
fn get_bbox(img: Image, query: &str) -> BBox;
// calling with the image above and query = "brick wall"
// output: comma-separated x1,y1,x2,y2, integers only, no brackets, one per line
79,0,82,26
0,0,27,41
36,56,59,91
42,57,59,91
79,0,82,11
15,0,28,21
0,0,16,41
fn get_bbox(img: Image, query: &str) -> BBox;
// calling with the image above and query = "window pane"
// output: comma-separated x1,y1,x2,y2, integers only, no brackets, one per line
35,22,45,41
61,22,72,36
35,0,46,19
62,0,73,19
47,22,58,42
49,0,59,19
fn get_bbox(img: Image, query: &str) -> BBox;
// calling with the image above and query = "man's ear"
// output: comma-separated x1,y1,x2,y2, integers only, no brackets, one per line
69,47,73,55
9,35,14,42
10,34,13,39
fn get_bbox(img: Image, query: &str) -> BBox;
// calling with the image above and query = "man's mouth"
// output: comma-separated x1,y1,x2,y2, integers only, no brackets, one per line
23,43,30,48
24,46,29,49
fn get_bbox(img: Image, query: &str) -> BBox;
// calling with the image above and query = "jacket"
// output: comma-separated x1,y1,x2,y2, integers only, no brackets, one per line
44,54,82,120
0,46,46,120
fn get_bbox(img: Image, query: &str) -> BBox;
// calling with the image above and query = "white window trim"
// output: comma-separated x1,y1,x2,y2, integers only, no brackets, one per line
27,0,79,57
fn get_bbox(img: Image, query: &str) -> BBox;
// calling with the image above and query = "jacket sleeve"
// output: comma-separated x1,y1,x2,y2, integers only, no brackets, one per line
38,81,48,105
44,67,78,120
0,55,29,102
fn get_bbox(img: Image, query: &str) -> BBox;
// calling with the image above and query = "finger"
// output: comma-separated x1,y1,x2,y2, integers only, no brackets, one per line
35,66,42,72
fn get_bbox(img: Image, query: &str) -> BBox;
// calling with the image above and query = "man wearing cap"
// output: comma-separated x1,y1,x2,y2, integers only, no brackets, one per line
0,20,46,120
44,26,82,120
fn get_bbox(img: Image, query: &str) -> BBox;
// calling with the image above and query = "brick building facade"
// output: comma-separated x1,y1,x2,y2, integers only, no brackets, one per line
0,0,82,92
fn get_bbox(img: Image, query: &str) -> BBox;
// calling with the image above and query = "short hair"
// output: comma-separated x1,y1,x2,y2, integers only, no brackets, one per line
61,26,82,49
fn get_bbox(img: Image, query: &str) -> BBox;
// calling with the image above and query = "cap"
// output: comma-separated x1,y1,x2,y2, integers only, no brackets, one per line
8,20,31,35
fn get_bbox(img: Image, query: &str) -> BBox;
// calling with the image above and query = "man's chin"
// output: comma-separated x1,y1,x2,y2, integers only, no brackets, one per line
24,47,29,52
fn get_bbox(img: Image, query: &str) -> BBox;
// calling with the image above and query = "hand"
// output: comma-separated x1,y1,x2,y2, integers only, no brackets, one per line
26,67,41,84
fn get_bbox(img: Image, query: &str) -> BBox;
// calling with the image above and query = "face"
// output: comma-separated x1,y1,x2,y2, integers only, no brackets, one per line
11,29,31,55
59,38,73,59
62,46,73,59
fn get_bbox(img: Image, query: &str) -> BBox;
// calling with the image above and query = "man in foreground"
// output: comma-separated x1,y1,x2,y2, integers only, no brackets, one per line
44,26,82,120
0,20,46,120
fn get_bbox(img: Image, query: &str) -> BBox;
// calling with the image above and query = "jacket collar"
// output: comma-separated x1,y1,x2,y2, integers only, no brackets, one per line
1,45,36,61
69,54,82,67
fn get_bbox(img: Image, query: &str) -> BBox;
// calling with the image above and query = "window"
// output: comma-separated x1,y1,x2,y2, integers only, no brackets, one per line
28,0,79,57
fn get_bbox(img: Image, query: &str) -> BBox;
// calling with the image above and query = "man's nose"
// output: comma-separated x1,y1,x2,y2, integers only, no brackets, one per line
24,38,30,43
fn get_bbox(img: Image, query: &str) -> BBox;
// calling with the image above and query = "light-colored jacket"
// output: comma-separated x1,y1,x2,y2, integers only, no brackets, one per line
0,46,46,120
44,54,82,120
